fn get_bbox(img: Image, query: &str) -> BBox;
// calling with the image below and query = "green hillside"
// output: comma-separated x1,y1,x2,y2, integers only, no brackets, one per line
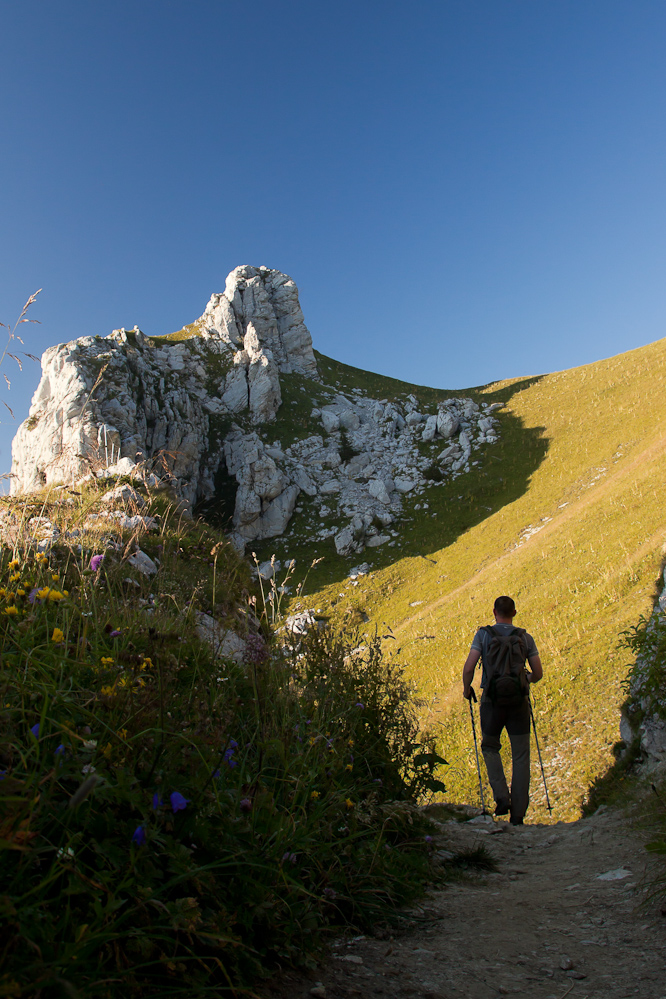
274,338,666,821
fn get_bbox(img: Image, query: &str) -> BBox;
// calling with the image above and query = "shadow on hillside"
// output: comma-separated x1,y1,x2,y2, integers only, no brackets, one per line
223,372,549,590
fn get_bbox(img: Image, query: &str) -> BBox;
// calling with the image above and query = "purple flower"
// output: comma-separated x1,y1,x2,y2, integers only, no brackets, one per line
323,887,337,899
355,702,365,709
239,797,252,813
30,723,40,738
213,769,221,779
152,793,163,810
109,629,121,639
170,791,190,813
282,851,297,864
132,826,146,846
55,744,65,755
89,554,104,572
0,770,6,780
27,587,39,604
223,739,238,768
424,835,434,843
243,633,269,666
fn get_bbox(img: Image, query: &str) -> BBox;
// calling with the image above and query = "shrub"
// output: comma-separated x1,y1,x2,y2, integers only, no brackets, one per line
0,501,447,997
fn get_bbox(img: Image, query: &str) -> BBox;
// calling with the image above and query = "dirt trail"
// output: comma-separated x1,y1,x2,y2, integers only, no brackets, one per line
264,807,666,999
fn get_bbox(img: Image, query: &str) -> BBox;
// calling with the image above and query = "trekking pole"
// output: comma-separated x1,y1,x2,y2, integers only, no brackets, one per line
468,689,487,814
527,691,553,815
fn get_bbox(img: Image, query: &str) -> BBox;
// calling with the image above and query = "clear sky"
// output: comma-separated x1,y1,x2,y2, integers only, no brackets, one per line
2,1,666,477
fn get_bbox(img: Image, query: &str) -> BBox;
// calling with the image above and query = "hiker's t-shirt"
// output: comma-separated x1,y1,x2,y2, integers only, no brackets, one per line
471,624,538,688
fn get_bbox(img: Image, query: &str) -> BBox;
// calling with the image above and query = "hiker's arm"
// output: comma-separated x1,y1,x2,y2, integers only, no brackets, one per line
527,655,542,683
462,649,481,699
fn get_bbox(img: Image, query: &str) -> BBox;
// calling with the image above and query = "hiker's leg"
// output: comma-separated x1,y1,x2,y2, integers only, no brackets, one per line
506,700,531,820
480,701,510,804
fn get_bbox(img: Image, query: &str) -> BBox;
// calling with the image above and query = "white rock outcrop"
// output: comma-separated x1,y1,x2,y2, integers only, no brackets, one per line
11,267,317,521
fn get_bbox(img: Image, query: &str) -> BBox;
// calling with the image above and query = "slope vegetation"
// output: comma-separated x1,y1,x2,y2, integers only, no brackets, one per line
288,338,666,820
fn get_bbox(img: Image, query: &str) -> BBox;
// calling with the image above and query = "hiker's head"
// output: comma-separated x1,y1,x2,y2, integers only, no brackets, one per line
493,595,516,621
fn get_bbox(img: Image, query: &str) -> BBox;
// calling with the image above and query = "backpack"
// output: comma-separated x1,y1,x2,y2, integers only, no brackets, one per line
482,625,529,707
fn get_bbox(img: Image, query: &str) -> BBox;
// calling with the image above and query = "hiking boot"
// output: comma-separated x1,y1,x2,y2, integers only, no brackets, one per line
510,816,524,826
494,797,510,817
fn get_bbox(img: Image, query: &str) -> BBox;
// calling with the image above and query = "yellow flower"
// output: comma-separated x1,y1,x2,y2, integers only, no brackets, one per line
36,587,50,600
345,764,353,772
310,790,320,800
3,606,18,616
308,736,316,746
102,742,113,758
47,590,65,602
6,591,15,601
51,574,59,581
118,676,129,687
117,728,128,740
100,685,116,698
345,798,355,810
9,573,20,583
16,589,25,597
100,657,114,666
141,657,154,670
348,739,354,747
51,628,65,643
8,559,19,569
0,588,6,598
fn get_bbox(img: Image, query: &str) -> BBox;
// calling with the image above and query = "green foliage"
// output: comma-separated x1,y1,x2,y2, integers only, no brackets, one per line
620,612,666,720
0,497,446,997
339,429,359,464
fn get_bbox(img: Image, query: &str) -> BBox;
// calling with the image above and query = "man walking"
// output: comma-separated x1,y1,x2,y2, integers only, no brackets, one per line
462,595,542,824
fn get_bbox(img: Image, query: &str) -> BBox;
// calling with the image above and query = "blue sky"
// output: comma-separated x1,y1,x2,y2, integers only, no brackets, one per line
2,1,666,475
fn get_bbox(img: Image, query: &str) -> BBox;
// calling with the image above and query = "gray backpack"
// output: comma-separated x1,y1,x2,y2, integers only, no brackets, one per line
482,625,529,707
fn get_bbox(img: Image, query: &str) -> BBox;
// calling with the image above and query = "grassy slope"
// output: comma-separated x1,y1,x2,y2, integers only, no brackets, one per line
292,339,666,821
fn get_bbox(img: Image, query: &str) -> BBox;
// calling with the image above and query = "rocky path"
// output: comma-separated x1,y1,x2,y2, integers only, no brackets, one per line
263,807,666,999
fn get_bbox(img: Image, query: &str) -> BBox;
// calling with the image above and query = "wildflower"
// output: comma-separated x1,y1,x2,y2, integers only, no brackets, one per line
0,588,6,598
55,744,65,756
100,657,114,666
51,573,59,581
424,835,434,843
282,851,297,864
57,846,75,861
51,628,65,643
37,587,50,600
310,790,320,800
308,736,316,746
345,798,354,810
243,633,269,666
30,723,40,739
345,764,353,772
132,826,146,846
5,591,15,601
83,740,97,751
355,702,365,709
82,765,96,775
27,588,39,604
117,729,128,740
109,629,121,638
9,573,20,583
47,590,65,602
323,887,337,899
152,793,163,809
102,743,113,758
16,589,25,597
100,685,116,698
141,657,153,670
170,791,190,813
239,797,252,813
3,606,18,616
223,739,238,768
8,559,19,569
348,739,354,747
89,555,104,572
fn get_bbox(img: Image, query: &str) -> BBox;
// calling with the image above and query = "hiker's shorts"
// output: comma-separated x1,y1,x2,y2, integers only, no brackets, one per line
480,697,531,819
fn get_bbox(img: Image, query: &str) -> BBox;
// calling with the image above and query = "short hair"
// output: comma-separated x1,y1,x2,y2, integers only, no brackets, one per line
494,595,516,617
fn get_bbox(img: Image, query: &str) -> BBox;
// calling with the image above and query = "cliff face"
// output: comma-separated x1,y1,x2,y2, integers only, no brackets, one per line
11,265,501,556
11,266,317,518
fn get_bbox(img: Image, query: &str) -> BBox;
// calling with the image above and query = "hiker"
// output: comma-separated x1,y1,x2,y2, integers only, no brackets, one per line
462,595,542,825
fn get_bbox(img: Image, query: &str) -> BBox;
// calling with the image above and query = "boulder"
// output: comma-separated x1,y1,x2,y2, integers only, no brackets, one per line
335,527,356,555
368,478,391,505
394,477,415,493
101,484,146,508
422,416,438,441
321,410,340,433
127,550,158,576
437,411,459,438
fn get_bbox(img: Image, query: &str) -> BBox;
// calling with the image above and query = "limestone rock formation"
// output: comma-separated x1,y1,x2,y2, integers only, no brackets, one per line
11,265,504,558
11,267,317,544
